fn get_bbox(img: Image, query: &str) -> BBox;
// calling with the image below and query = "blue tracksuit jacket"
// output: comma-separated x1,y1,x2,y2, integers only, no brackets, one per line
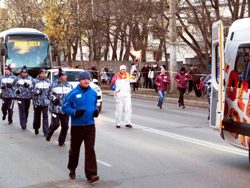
62,85,98,126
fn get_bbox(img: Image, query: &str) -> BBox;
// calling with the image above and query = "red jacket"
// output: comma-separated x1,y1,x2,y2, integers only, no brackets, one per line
174,72,190,89
154,74,170,92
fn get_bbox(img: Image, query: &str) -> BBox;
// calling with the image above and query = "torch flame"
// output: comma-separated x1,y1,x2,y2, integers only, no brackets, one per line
130,49,141,60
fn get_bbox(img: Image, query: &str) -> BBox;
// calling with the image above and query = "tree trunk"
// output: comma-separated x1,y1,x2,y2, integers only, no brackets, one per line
67,43,72,67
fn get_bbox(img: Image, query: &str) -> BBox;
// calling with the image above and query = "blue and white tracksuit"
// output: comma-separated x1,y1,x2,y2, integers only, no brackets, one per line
13,75,34,129
32,76,51,134
47,79,73,144
0,73,16,123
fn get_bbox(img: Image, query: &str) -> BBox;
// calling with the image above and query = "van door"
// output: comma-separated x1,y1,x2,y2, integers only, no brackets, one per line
210,20,225,129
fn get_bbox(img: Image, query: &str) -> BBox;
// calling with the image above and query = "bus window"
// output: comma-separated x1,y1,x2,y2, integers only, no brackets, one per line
5,35,51,68
234,45,250,87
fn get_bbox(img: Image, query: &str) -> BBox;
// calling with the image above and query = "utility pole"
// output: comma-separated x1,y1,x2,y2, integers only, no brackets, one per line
89,0,94,62
77,0,83,67
169,0,177,92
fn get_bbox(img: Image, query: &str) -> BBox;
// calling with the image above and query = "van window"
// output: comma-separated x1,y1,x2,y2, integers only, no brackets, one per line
215,45,220,83
234,45,250,87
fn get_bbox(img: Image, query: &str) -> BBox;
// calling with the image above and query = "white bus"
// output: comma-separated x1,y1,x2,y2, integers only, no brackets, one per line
0,28,52,77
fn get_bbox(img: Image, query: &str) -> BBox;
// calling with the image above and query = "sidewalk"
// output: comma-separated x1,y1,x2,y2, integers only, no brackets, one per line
101,87,208,108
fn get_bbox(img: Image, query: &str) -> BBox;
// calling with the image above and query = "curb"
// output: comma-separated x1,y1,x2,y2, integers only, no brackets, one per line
102,90,208,109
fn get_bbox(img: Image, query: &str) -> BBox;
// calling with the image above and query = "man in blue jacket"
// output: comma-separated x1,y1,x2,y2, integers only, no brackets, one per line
63,71,99,183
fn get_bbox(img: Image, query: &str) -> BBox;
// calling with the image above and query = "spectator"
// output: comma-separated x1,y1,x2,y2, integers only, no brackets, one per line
141,64,150,88
154,65,170,109
175,67,190,109
100,68,108,85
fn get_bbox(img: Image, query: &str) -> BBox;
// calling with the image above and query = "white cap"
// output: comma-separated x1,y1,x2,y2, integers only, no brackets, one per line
120,64,127,70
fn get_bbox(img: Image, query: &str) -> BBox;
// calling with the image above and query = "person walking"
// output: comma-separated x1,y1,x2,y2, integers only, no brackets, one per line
154,65,170,109
0,65,16,124
14,65,33,129
32,68,51,136
174,67,190,109
46,68,73,146
111,64,133,128
63,71,100,183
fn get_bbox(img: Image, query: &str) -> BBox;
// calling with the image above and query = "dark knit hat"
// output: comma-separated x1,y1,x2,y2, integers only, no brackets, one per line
5,64,11,71
21,65,28,73
180,67,186,72
79,71,91,81
39,68,47,74
58,67,66,77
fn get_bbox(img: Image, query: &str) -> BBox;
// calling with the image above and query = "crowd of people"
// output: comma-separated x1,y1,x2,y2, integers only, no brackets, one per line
1,62,212,184
0,65,100,183
84,62,211,112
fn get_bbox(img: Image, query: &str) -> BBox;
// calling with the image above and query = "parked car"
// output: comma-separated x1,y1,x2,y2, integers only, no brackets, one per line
47,68,103,112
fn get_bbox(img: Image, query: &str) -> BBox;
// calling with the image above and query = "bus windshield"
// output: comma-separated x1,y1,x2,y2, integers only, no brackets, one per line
6,35,51,68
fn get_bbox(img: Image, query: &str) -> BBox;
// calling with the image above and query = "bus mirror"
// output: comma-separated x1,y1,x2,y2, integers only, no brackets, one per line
1,48,6,56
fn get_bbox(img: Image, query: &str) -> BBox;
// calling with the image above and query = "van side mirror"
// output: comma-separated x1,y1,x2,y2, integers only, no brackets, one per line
1,48,6,56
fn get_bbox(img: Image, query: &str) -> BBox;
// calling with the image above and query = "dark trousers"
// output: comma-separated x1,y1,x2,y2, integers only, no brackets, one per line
1,98,14,122
178,88,186,106
143,77,149,88
47,113,69,144
33,106,49,134
68,125,97,179
17,99,30,129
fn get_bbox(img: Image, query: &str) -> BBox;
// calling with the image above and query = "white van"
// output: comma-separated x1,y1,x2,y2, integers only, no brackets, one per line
211,18,250,161
47,68,103,112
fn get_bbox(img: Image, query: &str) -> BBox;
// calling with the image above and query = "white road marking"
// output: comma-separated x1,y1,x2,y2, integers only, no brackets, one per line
101,116,248,157
97,160,112,167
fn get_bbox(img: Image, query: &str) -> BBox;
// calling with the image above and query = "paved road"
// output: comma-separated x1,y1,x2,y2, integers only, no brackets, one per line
0,96,249,188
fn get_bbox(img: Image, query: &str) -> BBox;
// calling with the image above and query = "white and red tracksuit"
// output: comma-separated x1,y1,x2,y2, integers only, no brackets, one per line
111,72,132,126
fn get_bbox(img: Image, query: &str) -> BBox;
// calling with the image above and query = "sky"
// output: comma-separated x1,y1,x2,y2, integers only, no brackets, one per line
0,0,4,8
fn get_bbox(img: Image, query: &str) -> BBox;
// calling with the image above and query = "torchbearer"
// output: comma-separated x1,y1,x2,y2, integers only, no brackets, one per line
111,64,133,128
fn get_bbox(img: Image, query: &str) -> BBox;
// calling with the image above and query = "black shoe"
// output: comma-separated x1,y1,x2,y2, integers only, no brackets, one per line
116,125,121,128
125,124,133,128
8,120,12,125
2,114,6,120
46,135,51,142
87,175,99,183
69,170,76,179
35,129,39,135
58,142,65,147
182,105,185,109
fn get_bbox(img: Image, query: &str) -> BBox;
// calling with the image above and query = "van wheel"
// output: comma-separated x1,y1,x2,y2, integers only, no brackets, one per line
98,103,102,112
